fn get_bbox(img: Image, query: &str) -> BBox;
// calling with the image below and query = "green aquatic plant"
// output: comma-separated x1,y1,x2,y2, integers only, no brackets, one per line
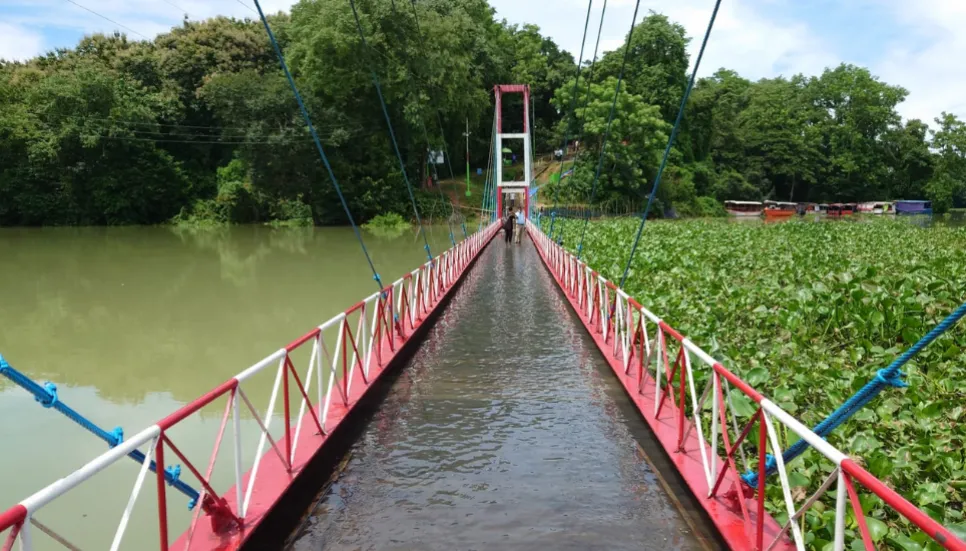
362,212,412,238
556,217,966,549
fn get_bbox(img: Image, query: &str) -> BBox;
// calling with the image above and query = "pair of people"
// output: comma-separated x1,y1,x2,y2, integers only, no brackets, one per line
503,208,526,244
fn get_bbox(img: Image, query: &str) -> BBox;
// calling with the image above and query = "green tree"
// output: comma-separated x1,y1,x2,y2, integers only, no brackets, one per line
804,64,907,201
550,77,670,204
739,77,820,201
595,14,689,123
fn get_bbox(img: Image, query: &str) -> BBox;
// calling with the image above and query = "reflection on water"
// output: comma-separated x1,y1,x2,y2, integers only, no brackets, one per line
0,224,457,549
291,241,705,550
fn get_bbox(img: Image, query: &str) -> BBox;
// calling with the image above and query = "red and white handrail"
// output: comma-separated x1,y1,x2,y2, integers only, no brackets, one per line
529,221,965,551
0,223,499,551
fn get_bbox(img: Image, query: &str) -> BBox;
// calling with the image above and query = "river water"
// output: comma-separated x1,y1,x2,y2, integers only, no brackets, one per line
0,224,458,549
289,238,706,550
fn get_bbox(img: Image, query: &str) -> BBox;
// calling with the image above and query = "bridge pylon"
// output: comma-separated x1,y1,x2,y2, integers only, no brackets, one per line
493,84,533,220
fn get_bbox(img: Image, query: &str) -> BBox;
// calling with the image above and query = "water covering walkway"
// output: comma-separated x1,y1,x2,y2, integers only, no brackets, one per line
289,238,707,550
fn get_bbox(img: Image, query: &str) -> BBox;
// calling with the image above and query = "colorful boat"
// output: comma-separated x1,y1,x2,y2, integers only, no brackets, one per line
895,200,932,215
858,201,893,214
725,200,763,217
762,201,797,219
827,203,855,217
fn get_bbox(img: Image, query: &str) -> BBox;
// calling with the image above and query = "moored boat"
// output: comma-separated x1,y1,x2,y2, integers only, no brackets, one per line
895,200,932,215
827,203,855,217
858,201,893,214
725,200,763,217
763,201,797,219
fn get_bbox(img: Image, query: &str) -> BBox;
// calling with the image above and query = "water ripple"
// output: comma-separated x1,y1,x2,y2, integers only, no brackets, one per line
292,240,704,551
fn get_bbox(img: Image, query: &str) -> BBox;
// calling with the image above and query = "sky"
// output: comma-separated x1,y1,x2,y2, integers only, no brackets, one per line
2,0,965,124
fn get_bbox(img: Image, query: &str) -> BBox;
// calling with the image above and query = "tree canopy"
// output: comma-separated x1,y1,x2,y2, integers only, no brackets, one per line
0,0,572,226
545,15,966,215
2,4,965,226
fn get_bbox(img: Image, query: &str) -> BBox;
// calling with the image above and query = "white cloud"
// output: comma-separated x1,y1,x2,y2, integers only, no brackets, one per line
0,23,44,61
872,0,966,122
8,0,966,123
490,0,836,80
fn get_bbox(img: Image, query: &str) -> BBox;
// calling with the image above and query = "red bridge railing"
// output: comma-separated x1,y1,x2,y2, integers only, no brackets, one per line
529,221,966,551
0,223,499,551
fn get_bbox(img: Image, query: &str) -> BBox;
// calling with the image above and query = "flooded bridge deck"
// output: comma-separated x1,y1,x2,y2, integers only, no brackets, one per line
289,237,711,550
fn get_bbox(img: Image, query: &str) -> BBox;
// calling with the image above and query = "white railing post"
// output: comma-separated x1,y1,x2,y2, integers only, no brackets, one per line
763,411,806,550
710,372,719,490
653,327,665,416
834,468,847,551
232,387,243,519
110,437,158,551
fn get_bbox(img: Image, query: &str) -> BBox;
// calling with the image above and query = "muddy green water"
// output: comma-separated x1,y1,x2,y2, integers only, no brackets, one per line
0,225,459,549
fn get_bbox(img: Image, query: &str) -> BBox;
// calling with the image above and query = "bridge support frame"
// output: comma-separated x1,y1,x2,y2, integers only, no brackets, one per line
493,84,533,220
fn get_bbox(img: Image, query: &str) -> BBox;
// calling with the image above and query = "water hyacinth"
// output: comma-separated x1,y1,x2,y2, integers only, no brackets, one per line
552,216,966,549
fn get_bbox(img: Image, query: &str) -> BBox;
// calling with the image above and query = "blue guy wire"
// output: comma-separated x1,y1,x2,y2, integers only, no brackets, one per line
575,0,643,261
742,299,966,487
407,0,455,182
547,0,593,241
554,0,608,246
618,0,723,289
253,0,385,288
401,0,462,242
348,0,435,262
0,355,201,508
386,0,458,248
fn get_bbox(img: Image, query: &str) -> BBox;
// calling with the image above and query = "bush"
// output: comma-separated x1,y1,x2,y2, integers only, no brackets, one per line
363,212,411,236
696,196,727,217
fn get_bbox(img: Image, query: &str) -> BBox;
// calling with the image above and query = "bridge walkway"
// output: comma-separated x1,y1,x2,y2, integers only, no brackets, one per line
289,235,710,550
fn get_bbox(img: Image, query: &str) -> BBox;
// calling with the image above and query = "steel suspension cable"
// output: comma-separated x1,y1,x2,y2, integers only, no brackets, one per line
552,0,608,244
480,109,496,232
574,0,643,261
486,110,498,225
569,0,608,176
618,0,723,289
407,0,455,181
387,0,460,246
348,0,435,262
253,0,383,289
547,0,594,240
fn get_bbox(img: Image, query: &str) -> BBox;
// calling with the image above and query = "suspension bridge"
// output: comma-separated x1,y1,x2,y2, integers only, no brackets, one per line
2,0,966,550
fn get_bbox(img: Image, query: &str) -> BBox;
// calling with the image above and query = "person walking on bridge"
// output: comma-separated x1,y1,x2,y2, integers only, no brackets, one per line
514,208,525,244
502,212,514,244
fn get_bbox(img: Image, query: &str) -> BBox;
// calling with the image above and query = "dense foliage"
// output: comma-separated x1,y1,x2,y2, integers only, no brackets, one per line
4,3,966,225
0,0,573,226
552,217,966,549
545,16,966,216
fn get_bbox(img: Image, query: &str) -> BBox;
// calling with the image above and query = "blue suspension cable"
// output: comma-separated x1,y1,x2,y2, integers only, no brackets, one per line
743,299,966,487
618,0,723,289
387,0,459,248
575,0,642,261
547,0,594,241
0,355,201,508
348,0,435,262
553,0,608,245
253,0,384,288
408,0,455,181
402,0,462,241
480,110,496,232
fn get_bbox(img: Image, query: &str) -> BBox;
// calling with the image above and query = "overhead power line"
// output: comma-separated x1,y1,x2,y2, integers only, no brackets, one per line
159,0,189,17
63,0,149,40
78,134,314,145
233,0,258,15
26,112,356,134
